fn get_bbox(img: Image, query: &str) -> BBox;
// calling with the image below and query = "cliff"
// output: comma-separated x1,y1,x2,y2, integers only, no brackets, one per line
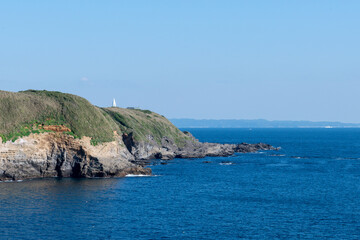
0,90,276,181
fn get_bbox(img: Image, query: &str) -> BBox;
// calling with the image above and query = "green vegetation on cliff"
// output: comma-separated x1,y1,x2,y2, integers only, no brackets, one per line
0,90,119,143
104,107,188,146
0,90,190,145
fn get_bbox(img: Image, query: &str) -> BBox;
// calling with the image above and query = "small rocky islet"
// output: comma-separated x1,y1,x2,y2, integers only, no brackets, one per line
0,90,276,181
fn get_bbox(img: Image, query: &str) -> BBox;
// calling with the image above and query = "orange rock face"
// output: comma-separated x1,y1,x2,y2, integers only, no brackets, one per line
0,132,141,180
42,125,71,132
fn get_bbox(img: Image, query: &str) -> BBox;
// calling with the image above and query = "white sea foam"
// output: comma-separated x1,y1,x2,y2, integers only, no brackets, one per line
219,162,234,165
1,179,24,183
125,174,151,177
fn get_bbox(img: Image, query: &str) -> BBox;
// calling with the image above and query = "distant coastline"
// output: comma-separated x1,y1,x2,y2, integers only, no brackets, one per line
170,119,360,129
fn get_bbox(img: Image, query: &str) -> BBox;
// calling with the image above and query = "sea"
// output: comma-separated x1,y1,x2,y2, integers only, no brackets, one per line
1,128,360,239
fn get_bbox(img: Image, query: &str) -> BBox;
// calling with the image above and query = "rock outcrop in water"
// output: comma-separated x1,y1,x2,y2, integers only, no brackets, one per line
126,131,276,163
0,131,275,181
0,90,277,181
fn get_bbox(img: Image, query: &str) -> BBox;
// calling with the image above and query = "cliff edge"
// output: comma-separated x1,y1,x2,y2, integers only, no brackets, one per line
0,90,276,181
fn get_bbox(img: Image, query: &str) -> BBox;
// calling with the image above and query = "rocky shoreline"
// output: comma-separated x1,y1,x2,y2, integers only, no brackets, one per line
0,131,277,181
0,90,278,181
127,131,277,165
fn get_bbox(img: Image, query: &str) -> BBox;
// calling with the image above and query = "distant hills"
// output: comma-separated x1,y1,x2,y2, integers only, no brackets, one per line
170,119,360,128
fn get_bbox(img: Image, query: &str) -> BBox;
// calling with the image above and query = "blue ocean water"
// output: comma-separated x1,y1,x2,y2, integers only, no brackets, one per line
1,128,360,239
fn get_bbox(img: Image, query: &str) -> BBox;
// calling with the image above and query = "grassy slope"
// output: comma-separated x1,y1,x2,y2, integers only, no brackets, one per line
0,90,190,146
103,107,191,146
0,90,120,143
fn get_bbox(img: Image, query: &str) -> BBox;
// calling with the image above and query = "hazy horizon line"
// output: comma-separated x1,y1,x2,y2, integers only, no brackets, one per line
170,118,360,125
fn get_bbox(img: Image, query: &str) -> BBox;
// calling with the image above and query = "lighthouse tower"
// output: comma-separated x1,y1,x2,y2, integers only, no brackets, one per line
112,98,117,107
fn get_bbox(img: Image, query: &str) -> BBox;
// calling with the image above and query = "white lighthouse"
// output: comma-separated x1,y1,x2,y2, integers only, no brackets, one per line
112,98,117,107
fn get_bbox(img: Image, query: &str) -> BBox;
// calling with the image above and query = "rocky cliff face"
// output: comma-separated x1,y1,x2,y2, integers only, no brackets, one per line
0,132,150,181
0,130,276,181
0,90,277,181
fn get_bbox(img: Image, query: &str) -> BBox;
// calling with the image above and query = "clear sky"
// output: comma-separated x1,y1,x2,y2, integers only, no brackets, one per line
1,1,359,122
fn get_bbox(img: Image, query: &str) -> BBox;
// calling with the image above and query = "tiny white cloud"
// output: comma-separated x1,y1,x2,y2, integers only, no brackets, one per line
81,77,88,82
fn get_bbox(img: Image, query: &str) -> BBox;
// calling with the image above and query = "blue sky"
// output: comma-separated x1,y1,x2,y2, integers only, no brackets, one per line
1,1,359,122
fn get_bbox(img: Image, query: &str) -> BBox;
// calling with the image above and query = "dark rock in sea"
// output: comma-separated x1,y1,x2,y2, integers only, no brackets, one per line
0,130,276,181
203,161,212,163
128,131,277,162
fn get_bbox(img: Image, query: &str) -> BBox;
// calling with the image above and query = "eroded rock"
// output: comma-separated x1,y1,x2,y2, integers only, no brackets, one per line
0,132,150,181
0,131,276,181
